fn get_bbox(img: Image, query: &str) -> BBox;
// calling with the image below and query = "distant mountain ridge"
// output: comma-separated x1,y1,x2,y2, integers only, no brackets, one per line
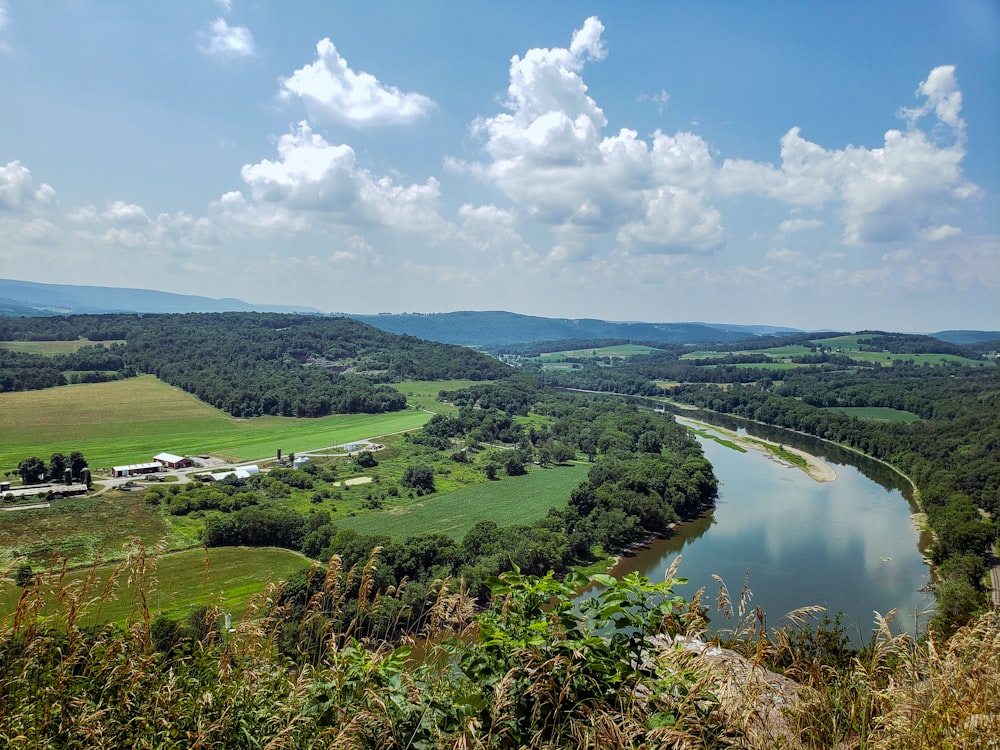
3,278,994,350
0,279,319,316
344,311,799,347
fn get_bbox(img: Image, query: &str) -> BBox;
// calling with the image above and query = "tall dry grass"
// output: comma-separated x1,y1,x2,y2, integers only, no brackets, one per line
1,547,997,749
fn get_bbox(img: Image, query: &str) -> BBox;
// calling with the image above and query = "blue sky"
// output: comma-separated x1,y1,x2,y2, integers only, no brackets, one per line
1,1,997,330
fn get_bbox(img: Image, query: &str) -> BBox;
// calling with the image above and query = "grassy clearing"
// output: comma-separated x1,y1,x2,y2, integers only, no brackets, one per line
335,462,590,541
0,339,124,355
0,375,432,470
541,344,659,360
392,379,484,413
0,490,181,567
0,546,311,621
684,339,990,368
823,406,923,423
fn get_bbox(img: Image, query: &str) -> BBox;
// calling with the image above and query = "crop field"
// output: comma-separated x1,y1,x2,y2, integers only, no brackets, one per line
334,462,590,541
0,339,124,355
541,344,659,360
697,361,802,371
682,337,990,368
822,406,923,423
0,546,312,622
0,375,433,471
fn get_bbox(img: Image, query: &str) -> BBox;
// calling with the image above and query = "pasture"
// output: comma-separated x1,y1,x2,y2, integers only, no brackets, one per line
822,406,923,423
540,344,659,360
0,375,433,470
682,336,990,368
0,546,312,622
0,339,124,355
334,462,590,541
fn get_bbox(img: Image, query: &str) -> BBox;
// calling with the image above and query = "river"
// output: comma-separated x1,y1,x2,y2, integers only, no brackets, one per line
606,414,934,642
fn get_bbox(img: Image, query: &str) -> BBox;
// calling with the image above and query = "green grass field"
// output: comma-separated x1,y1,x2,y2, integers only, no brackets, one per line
540,344,659,360
334,462,590,541
682,337,990,368
393,379,483,412
0,546,312,622
822,406,923,423
0,375,433,471
0,339,125,355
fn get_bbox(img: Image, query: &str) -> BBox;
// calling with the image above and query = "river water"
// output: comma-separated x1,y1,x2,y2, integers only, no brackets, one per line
606,415,934,641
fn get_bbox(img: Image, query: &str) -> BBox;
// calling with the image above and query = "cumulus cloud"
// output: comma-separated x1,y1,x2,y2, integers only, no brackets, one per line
0,161,56,210
281,39,436,127
199,18,256,59
464,16,724,258
717,66,978,245
777,217,825,234
899,65,965,135
240,121,446,233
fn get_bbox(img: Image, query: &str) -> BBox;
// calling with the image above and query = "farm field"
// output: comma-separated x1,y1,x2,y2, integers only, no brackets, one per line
334,462,590,541
0,375,433,470
540,344,660,360
0,546,312,622
0,339,124,355
0,490,189,567
682,336,990,368
822,406,923,423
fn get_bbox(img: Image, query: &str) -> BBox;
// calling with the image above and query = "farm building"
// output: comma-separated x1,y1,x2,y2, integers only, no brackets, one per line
153,452,193,469
208,465,260,482
111,463,161,478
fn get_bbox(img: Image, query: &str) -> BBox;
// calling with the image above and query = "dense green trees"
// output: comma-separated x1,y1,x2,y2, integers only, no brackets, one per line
0,312,511,415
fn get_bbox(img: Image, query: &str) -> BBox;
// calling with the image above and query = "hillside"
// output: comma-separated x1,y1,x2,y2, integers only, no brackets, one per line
0,312,510,417
346,310,790,347
0,278,319,315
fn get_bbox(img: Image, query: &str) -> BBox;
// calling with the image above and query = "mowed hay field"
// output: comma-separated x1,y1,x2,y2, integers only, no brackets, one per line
0,546,312,622
335,462,591,541
0,375,433,470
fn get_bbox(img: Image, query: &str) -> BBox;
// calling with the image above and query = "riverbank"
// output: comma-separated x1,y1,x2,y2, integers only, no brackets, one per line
674,415,837,483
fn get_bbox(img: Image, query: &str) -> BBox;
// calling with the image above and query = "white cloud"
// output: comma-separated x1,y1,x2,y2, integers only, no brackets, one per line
199,18,256,59
920,224,962,241
104,200,150,225
639,89,670,114
464,16,724,259
215,0,233,11
280,38,436,127
0,1,8,31
777,217,825,234
717,67,979,246
0,161,56,210
616,187,724,254
899,65,965,135
240,121,447,234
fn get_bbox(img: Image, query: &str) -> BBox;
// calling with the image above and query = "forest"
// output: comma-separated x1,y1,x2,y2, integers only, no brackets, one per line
0,312,510,416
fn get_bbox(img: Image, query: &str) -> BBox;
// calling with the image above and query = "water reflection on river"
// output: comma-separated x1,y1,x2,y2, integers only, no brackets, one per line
608,420,934,642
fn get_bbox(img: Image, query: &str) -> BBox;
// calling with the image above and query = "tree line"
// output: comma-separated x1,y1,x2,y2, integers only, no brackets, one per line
0,312,510,416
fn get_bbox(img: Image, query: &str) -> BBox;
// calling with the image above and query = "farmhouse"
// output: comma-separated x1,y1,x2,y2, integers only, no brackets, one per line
111,463,161,478
153,452,193,469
